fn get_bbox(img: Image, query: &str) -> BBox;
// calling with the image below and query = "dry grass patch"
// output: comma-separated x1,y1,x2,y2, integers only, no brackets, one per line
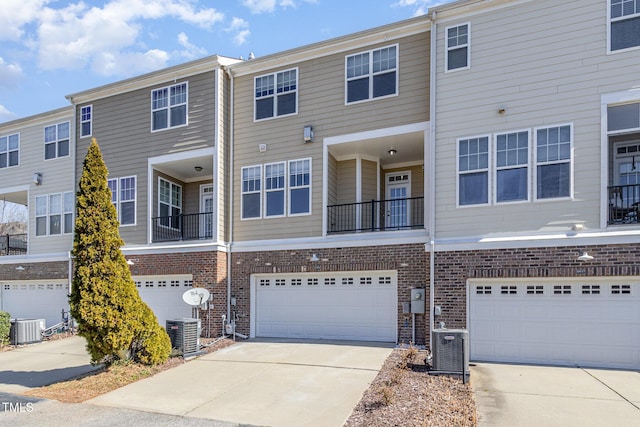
345,347,477,427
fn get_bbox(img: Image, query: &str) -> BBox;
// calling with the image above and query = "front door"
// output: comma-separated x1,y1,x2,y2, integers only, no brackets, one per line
614,142,640,206
385,172,411,229
200,185,214,239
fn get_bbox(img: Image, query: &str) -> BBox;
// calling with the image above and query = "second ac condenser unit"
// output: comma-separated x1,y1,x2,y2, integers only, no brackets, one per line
431,329,469,375
166,318,200,355
10,319,45,345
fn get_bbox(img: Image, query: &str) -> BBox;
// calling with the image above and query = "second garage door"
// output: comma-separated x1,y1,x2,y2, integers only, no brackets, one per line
252,271,397,342
469,278,640,369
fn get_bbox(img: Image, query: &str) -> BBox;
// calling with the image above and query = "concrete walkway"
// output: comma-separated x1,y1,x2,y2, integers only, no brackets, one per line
472,362,640,427
89,339,393,427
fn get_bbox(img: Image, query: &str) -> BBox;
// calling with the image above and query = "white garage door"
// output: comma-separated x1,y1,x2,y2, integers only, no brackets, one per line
133,275,195,327
469,279,640,369
252,271,397,342
0,280,69,328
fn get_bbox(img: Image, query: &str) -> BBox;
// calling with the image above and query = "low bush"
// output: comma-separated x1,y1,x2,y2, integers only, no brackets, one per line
0,311,10,346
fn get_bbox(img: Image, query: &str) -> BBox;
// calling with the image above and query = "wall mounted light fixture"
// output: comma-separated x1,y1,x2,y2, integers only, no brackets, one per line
388,149,397,156
577,252,594,262
304,126,314,143
33,172,42,185
194,166,203,172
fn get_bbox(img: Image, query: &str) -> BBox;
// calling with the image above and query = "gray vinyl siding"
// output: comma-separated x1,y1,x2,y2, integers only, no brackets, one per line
336,160,357,205
75,71,217,245
217,70,230,242
361,160,378,202
327,154,337,206
0,108,75,255
233,31,430,241
434,0,640,238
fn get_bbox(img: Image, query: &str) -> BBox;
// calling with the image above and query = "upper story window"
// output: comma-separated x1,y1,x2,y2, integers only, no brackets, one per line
289,158,311,215
80,105,92,137
0,133,19,168
255,69,297,121
535,125,572,199
152,82,187,131
495,131,529,203
265,162,285,217
458,136,489,206
158,177,182,229
446,23,470,71
346,45,398,104
242,165,262,219
610,0,640,51
35,192,74,236
44,122,70,160
108,176,136,226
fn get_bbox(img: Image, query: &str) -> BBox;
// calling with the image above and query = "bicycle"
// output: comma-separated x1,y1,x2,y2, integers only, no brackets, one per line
41,309,76,339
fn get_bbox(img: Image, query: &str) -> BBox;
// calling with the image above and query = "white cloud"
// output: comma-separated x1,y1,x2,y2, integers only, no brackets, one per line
0,105,18,123
0,0,47,41
177,32,207,59
0,58,24,88
241,0,276,14
392,0,439,16
228,17,250,46
92,49,170,76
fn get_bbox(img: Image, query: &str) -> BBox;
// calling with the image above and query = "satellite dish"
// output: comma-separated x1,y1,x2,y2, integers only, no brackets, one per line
182,288,210,306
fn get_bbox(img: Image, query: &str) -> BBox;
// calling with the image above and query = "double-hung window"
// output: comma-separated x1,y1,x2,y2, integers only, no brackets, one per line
0,133,19,168
35,192,74,236
446,23,470,71
44,122,69,159
535,125,572,199
289,159,311,215
242,165,262,219
255,69,297,120
108,176,136,226
458,136,489,206
151,82,187,131
346,45,398,103
159,178,182,229
495,131,529,203
265,162,285,217
610,0,640,51
80,105,92,137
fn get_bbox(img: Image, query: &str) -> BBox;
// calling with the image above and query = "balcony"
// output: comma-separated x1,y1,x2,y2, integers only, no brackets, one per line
151,212,214,242
608,185,640,225
327,197,424,234
0,233,27,256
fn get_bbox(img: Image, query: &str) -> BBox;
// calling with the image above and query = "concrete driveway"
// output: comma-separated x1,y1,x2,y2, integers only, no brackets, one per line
89,339,393,427
472,362,640,427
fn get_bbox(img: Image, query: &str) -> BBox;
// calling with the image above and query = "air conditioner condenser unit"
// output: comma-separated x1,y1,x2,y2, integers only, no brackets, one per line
430,329,470,377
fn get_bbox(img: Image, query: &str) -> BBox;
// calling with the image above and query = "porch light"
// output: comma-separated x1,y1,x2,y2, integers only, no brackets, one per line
33,172,42,185
388,149,397,156
15,266,25,271
310,254,320,262
304,126,314,143
577,252,594,262
194,166,203,172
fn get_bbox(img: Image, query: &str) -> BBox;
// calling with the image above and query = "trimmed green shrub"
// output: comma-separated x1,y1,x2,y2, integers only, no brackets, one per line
0,311,10,346
70,138,170,365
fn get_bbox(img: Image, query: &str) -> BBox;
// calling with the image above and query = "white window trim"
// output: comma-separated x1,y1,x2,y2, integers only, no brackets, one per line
344,44,399,106
241,165,263,220
264,161,286,218
150,82,189,132
109,175,137,227
445,22,471,73
253,67,299,122
456,134,491,208
34,191,74,236
607,0,640,54
158,177,182,230
44,122,70,161
533,123,574,202
493,129,531,205
0,133,20,169
80,105,92,138
288,158,312,217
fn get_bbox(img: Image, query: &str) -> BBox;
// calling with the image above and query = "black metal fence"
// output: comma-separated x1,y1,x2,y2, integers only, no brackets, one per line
327,197,424,234
608,184,640,225
152,212,214,242
0,233,27,256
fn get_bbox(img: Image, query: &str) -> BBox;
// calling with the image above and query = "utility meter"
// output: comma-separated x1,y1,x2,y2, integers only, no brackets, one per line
410,288,425,313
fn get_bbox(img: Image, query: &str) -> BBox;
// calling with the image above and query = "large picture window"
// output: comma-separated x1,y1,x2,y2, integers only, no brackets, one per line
152,82,187,131
255,69,297,120
0,133,19,168
458,136,489,206
346,45,397,103
536,125,572,199
610,0,640,51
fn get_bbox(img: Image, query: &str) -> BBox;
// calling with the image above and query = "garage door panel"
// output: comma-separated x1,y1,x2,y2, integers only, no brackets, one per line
255,271,397,342
0,281,69,327
470,280,640,369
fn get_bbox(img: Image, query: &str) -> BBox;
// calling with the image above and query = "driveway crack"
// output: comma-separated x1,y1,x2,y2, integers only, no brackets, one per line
580,367,640,412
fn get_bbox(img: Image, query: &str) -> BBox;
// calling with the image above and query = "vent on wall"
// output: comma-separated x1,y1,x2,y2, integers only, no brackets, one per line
431,329,469,376
166,318,200,355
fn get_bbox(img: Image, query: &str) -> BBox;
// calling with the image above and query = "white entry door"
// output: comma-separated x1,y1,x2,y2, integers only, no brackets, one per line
386,172,411,229
200,185,214,239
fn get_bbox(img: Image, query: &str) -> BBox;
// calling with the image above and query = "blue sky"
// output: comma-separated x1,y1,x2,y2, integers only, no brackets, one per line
0,0,451,123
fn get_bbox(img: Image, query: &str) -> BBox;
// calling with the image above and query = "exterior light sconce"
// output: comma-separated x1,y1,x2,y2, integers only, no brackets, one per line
577,252,594,262
126,258,139,266
304,126,314,143
33,172,42,185
310,254,320,262
388,149,397,156
15,266,25,271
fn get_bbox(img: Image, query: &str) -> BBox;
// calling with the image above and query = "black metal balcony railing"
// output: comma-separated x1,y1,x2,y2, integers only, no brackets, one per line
0,233,27,256
608,184,640,225
327,197,424,234
152,212,214,242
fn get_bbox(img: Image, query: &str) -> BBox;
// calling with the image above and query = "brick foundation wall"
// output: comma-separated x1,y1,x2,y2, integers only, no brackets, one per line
0,261,69,281
230,243,429,345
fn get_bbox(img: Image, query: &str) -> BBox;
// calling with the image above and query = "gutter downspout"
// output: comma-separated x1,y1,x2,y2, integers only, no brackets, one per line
429,10,438,353
222,65,234,324
69,102,78,298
